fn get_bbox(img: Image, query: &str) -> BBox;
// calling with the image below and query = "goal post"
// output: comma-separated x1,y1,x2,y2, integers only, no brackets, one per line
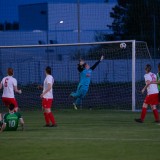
0,40,151,111
132,40,136,112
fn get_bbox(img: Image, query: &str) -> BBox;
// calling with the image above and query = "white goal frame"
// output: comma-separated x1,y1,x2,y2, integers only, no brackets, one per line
0,40,136,111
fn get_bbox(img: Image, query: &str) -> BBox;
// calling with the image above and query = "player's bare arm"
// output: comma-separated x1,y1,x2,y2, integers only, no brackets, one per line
20,118,24,131
37,85,43,89
150,80,160,85
0,113,1,118
14,86,22,94
40,83,52,98
141,80,150,94
0,83,2,90
0,123,6,133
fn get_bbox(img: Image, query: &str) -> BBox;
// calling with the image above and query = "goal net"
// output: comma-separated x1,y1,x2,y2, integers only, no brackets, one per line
0,41,152,111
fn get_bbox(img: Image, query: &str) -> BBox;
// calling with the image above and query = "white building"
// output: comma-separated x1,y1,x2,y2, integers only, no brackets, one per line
0,2,115,45
19,3,114,31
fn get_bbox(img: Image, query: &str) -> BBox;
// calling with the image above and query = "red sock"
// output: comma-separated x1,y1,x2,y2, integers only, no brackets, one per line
44,113,50,125
48,112,56,125
153,109,159,121
140,107,147,121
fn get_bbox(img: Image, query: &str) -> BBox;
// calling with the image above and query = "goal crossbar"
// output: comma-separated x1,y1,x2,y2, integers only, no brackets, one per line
0,40,136,49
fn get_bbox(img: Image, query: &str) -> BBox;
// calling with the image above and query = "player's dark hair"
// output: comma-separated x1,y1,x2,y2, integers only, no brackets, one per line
9,104,15,111
145,64,151,72
45,66,51,75
158,63,160,68
7,68,13,76
83,63,87,68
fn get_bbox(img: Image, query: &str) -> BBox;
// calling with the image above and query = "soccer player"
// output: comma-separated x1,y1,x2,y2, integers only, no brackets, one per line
135,64,159,123
149,63,160,102
40,66,57,127
70,55,104,109
0,68,22,112
0,103,24,132
0,113,2,127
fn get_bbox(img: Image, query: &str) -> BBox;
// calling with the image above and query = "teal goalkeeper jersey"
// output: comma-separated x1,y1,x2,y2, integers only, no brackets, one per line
3,112,22,131
78,69,92,90
77,60,101,90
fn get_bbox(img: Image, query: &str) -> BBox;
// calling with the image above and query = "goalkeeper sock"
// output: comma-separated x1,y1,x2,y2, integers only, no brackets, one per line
48,112,56,125
153,109,159,121
44,113,50,125
140,107,147,121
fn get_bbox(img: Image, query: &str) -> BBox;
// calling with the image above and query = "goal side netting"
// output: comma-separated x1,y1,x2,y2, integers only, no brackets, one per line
0,41,152,111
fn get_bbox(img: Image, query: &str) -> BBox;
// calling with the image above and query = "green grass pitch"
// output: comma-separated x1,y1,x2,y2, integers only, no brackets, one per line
1,110,160,160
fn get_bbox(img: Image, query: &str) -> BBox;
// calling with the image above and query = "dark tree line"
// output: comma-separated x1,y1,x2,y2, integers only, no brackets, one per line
97,0,160,57
0,21,19,31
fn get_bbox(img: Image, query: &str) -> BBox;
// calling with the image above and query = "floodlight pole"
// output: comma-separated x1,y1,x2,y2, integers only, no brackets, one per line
55,21,63,44
153,14,156,58
77,0,80,43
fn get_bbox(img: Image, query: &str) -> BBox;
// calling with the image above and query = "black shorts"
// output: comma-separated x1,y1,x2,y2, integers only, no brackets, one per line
158,91,160,102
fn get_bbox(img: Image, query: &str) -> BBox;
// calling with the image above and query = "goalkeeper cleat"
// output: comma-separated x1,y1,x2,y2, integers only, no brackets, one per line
73,103,78,110
134,118,143,123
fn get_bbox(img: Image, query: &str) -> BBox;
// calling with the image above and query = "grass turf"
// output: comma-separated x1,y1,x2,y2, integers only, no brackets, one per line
0,110,160,160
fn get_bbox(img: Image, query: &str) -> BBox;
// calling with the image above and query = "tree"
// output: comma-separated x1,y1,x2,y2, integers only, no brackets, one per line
103,0,160,57
5,21,12,30
12,22,19,30
0,23,4,31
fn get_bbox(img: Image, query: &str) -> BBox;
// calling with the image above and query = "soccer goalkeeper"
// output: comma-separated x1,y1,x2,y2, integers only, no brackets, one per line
70,55,104,109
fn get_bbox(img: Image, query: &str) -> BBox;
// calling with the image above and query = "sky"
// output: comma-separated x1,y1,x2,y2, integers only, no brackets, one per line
0,0,117,22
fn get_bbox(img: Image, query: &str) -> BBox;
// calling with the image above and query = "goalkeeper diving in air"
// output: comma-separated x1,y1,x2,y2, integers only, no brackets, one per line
70,55,104,110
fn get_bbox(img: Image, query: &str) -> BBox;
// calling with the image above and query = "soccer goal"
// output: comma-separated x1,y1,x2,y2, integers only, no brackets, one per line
0,40,152,111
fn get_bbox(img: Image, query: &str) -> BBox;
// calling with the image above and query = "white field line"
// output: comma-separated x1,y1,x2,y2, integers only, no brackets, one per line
0,137,159,142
